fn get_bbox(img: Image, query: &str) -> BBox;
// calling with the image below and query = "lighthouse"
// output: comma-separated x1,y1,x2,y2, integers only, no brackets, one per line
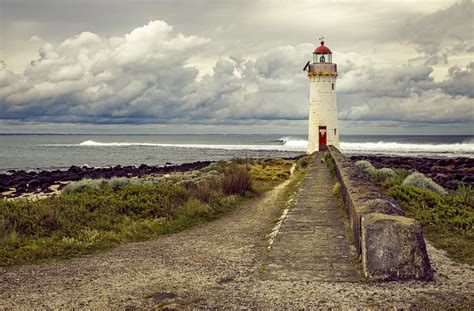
303,38,339,154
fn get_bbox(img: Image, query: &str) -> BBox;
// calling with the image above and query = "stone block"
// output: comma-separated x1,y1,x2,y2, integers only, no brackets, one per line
361,213,433,281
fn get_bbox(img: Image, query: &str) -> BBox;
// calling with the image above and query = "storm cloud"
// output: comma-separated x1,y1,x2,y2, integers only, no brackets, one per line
0,0,473,133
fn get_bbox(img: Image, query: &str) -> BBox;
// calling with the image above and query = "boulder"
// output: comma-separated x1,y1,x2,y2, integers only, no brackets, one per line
361,213,432,281
68,165,82,173
27,179,41,189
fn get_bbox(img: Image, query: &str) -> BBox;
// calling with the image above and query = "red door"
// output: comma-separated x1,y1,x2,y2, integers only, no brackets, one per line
319,126,327,150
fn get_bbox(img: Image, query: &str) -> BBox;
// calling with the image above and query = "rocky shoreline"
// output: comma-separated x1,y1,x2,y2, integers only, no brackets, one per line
0,161,213,199
350,155,474,190
2,155,472,199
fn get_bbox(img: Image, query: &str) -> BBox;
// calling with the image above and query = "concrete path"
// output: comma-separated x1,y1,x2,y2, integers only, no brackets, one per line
264,152,359,282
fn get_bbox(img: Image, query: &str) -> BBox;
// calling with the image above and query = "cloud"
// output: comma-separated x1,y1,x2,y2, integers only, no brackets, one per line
0,2,473,132
340,90,474,124
438,63,474,98
0,21,210,123
0,27,311,124
402,0,474,64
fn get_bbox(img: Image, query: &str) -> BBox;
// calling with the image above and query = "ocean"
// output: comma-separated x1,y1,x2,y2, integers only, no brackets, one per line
1,134,473,171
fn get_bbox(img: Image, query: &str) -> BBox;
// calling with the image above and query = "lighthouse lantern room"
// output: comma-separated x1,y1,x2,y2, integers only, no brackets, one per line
303,38,339,154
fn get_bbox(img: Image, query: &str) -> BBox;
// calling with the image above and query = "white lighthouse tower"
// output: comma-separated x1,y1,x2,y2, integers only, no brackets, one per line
304,38,339,154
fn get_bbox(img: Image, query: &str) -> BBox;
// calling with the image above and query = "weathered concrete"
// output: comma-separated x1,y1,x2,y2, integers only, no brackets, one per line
328,146,433,281
264,152,358,282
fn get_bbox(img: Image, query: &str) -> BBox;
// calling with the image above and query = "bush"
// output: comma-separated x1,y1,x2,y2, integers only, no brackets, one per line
0,157,297,266
355,160,376,177
108,177,131,189
402,172,446,195
185,177,222,203
322,152,336,176
454,183,474,206
62,178,105,194
388,185,473,231
373,168,396,182
176,199,212,219
221,165,253,195
296,156,311,169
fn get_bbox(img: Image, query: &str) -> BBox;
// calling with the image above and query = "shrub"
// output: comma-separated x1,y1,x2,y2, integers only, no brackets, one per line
454,183,474,206
296,156,311,169
373,167,396,182
388,185,473,231
0,158,297,266
186,177,222,203
354,160,376,177
322,152,336,176
62,179,105,194
176,199,212,219
402,172,446,195
108,177,131,189
221,165,253,195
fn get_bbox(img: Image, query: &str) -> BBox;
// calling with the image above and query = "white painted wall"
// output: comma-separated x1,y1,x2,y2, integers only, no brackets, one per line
307,74,339,154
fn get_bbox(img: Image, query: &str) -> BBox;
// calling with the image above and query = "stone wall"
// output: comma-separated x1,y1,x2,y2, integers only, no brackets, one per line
327,146,433,281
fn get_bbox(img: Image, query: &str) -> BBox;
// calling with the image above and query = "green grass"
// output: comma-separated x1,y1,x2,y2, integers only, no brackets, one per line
249,158,296,192
0,158,296,266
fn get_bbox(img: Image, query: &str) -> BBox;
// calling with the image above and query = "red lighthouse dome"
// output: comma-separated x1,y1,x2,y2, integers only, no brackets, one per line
314,41,332,54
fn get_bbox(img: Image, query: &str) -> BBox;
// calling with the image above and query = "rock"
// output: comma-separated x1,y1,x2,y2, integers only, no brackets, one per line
68,165,82,173
15,186,27,194
361,213,432,281
27,179,41,188
462,175,474,184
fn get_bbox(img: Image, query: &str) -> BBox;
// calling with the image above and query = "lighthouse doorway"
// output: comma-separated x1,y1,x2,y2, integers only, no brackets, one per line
318,126,327,150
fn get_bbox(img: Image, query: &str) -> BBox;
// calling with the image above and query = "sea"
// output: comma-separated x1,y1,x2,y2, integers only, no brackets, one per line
0,134,473,172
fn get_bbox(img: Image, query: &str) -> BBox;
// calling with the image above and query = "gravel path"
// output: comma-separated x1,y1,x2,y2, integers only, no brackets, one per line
1,172,473,309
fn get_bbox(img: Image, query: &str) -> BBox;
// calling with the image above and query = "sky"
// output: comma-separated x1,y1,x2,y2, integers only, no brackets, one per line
0,0,473,135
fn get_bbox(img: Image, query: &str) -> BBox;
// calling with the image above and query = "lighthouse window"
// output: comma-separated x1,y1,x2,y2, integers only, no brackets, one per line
331,83,334,90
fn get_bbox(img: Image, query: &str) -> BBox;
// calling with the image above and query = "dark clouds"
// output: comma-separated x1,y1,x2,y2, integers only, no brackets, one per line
0,21,310,124
402,0,473,64
439,63,474,98
0,1,473,133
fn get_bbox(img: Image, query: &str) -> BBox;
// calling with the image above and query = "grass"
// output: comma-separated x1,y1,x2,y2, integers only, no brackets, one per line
249,158,296,192
357,159,474,265
0,158,296,266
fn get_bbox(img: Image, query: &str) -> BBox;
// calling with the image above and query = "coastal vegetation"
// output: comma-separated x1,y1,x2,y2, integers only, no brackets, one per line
0,158,297,266
358,161,474,265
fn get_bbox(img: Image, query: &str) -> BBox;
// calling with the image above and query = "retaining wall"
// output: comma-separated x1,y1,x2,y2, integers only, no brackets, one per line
328,146,433,281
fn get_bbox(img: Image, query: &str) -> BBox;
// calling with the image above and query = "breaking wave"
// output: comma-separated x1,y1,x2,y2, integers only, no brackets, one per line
77,140,306,151
341,141,474,157
49,138,474,157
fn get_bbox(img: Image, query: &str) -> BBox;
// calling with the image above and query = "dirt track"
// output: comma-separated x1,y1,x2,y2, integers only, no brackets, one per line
1,172,473,309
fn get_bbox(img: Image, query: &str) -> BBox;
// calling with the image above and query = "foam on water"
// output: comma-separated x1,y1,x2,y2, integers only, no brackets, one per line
341,141,474,155
76,139,306,151
73,138,474,157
